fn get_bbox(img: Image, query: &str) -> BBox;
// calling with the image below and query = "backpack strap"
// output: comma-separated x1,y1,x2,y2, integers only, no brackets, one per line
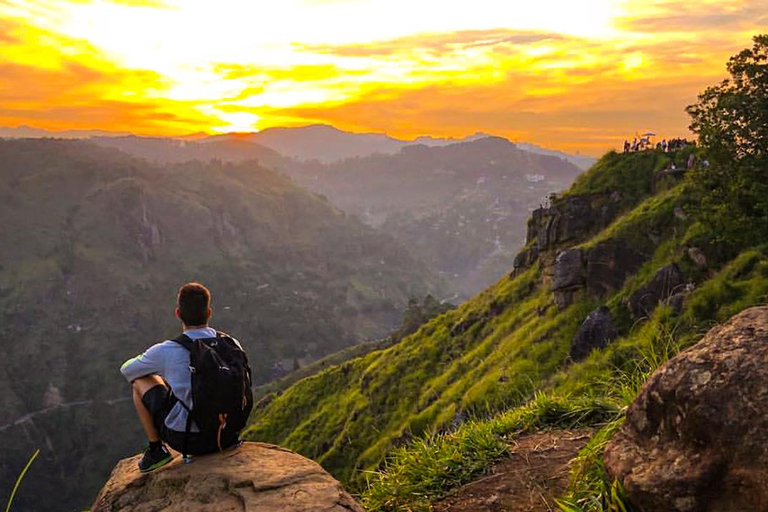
171,333,194,351
171,333,195,462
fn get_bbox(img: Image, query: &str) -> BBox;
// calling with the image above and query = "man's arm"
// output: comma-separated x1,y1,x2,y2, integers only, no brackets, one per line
120,343,166,383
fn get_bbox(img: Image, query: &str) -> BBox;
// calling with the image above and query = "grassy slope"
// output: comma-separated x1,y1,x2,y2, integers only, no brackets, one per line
244,148,767,509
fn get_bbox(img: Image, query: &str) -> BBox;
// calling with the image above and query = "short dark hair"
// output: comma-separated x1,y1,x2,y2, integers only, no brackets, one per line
177,282,211,326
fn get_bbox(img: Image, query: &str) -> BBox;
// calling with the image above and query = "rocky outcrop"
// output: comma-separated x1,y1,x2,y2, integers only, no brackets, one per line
570,307,619,360
551,242,647,308
628,264,687,319
91,442,363,512
604,306,768,511
552,248,586,308
585,242,646,297
526,193,622,252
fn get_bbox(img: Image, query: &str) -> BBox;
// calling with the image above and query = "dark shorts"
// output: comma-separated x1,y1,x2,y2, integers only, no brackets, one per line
142,384,238,455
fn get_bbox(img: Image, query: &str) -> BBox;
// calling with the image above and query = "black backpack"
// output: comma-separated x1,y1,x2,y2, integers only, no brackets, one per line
172,331,253,455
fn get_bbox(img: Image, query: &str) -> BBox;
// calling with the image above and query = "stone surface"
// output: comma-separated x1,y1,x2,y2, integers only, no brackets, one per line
553,249,586,291
91,442,363,512
604,306,768,512
511,245,539,275
628,263,687,319
529,193,621,252
585,242,646,297
570,307,619,361
688,247,708,268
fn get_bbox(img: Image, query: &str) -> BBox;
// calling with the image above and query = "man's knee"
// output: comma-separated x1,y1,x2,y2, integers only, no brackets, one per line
131,375,166,397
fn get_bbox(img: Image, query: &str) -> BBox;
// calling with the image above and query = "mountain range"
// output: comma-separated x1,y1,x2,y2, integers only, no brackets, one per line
0,123,595,169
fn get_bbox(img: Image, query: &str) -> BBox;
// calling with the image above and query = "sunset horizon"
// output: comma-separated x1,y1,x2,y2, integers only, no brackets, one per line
1,0,765,156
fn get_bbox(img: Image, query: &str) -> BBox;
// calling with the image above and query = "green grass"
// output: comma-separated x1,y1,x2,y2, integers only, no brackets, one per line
361,393,621,512
566,150,668,201
354,244,768,511
245,264,601,485
4,449,39,512
361,305,683,512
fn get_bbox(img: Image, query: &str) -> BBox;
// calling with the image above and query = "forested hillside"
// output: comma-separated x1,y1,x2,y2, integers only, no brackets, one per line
0,139,443,510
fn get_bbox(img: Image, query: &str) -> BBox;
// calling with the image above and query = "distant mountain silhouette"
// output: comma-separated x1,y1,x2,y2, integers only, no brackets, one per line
82,131,585,299
204,124,406,162
92,135,283,167
0,125,132,139
0,124,595,169
204,124,593,166
516,142,596,170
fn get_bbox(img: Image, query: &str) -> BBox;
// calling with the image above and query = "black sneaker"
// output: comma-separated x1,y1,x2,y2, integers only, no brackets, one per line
138,444,174,473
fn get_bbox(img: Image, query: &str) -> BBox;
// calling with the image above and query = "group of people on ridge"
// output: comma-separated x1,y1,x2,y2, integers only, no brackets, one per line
623,137,691,153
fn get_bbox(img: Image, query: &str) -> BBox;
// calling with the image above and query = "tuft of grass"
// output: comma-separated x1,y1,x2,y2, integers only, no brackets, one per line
5,449,39,512
556,320,680,512
361,393,621,512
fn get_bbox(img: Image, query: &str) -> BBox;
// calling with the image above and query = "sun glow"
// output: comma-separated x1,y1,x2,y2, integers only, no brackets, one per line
0,0,763,153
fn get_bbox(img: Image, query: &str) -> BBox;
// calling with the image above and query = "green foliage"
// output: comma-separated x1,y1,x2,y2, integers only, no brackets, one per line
687,34,768,160
5,449,39,512
0,139,446,511
684,34,768,263
394,295,456,341
682,247,768,329
246,135,768,499
581,184,684,252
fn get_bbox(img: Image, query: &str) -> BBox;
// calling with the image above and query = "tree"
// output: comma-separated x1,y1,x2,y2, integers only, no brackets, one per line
686,34,768,161
684,35,768,261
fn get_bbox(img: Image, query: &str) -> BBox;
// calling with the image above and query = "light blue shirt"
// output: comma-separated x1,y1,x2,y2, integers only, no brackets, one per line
120,327,218,433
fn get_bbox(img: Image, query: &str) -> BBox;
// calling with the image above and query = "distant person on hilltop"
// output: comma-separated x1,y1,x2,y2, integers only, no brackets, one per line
120,283,254,472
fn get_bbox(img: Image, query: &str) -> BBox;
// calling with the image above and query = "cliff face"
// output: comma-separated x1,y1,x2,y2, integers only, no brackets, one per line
92,442,363,512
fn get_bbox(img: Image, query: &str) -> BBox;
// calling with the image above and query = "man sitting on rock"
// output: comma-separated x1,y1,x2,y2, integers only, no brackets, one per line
120,282,253,472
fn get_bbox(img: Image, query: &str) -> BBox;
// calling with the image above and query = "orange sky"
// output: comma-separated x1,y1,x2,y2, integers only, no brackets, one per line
0,0,765,155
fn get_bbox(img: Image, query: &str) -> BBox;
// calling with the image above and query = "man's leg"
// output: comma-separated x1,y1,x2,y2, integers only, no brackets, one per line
131,375,165,442
131,375,174,472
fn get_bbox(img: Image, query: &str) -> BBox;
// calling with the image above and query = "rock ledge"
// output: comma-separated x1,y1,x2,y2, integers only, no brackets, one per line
92,441,363,511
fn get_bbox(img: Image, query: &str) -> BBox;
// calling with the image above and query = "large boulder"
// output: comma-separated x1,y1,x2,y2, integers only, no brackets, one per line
91,442,364,511
628,264,687,319
570,306,619,360
604,306,768,511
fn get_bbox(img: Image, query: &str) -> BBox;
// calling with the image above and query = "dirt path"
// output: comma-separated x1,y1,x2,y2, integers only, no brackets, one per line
432,429,592,512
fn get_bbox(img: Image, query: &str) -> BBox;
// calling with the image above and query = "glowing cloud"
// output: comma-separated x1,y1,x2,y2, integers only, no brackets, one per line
0,0,764,153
